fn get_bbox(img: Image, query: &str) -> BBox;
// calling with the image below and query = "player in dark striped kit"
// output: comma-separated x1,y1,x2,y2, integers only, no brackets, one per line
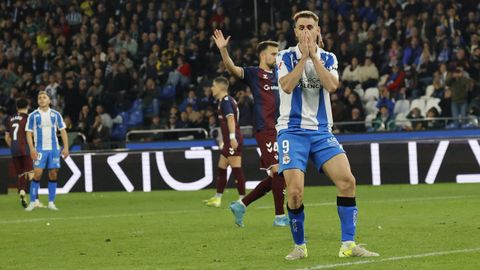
213,30,288,227
4,98,34,208
203,77,247,207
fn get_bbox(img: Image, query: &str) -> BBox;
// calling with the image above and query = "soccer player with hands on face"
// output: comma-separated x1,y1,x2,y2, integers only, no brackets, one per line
275,11,379,260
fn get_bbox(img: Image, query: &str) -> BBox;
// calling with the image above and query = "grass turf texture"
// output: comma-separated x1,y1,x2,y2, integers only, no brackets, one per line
1,183,479,270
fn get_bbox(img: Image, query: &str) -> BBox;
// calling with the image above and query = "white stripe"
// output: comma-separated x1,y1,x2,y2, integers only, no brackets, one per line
300,82,320,130
297,248,480,270
323,88,333,132
256,195,476,209
277,86,293,132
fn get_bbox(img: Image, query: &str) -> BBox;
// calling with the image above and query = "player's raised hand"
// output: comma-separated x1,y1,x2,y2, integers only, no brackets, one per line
298,31,309,58
212,29,231,50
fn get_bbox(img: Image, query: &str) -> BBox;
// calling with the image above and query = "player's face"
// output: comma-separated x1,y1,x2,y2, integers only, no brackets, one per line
37,93,51,108
262,46,279,69
211,82,221,99
294,17,320,45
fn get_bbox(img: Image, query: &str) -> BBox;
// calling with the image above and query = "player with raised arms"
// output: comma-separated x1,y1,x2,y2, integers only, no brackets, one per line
213,29,288,227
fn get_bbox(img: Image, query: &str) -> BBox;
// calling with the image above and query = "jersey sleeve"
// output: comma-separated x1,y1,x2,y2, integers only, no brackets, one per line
56,112,66,130
275,51,293,80
220,98,234,117
25,113,34,132
242,67,256,85
326,53,339,80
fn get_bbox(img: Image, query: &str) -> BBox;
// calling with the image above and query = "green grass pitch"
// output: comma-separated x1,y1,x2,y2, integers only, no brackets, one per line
1,183,480,270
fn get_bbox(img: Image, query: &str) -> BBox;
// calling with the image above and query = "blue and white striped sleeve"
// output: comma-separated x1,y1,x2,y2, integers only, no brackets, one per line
56,112,66,130
25,113,34,132
275,50,293,80
326,53,339,80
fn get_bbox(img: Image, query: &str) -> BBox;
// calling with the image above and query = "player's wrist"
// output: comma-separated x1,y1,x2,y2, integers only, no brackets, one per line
229,133,236,140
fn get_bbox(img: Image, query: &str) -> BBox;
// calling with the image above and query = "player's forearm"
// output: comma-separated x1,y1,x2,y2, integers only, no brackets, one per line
4,133,11,147
60,130,69,149
26,132,35,151
279,58,307,94
219,48,243,78
312,56,339,93
226,116,236,141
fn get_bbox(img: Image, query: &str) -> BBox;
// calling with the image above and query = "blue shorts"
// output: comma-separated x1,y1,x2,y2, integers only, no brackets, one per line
277,129,345,174
34,150,61,169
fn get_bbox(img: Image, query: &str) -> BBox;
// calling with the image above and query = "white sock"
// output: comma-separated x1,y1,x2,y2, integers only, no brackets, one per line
239,195,245,200
238,200,246,207
275,214,286,218
35,199,40,203
214,193,222,198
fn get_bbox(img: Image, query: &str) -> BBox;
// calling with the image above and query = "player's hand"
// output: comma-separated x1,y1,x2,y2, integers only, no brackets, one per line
298,31,309,58
30,149,38,161
62,148,70,159
305,31,318,59
230,138,238,150
212,29,230,50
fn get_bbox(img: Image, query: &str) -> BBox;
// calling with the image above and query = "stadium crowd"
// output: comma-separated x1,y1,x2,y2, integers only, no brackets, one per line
0,0,479,145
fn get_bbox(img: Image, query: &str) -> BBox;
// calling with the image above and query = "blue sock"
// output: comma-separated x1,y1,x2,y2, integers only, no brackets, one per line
48,181,57,203
30,180,40,202
287,204,305,245
337,197,357,242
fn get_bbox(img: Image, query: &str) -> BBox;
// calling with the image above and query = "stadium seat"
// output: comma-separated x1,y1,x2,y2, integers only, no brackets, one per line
353,85,364,98
118,111,129,124
364,113,377,128
364,100,379,116
363,87,379,102
410,98,426,116
111,124,128,141
127,110,144,126
395,113,411,129
421,85,435,100
394,99,410,116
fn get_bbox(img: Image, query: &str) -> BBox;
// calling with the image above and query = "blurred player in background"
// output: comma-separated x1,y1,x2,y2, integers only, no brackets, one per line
213,30,288,227
276,11,379,260
203,77,246,207
25,91,69,211
4,98,36,208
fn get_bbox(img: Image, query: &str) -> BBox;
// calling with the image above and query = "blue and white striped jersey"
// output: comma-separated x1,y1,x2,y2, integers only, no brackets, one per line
275,45,339,133
25,108,66,151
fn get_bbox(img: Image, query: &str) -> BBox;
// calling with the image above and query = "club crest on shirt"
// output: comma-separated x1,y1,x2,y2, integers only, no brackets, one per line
282,153,290,165
263,74,268,79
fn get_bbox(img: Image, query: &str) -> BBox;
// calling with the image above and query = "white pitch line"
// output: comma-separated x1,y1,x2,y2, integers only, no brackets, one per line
1,195,477,225
296,247,480,270
257,195,477,209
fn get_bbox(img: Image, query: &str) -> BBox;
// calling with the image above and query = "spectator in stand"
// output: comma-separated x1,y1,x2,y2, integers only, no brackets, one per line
373,105,395,131
386,64,405,93
425,107,444,130
357,57,379,89
89,115,110,149
377,86,395,116
77,104,94,135
344,107,366,133
341,57,360,87
446,67,471,126
179,89,198,112
95,105,113,130
406,107,425,131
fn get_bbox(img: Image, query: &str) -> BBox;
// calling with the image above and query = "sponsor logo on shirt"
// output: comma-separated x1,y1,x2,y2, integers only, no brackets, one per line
301,78,322,89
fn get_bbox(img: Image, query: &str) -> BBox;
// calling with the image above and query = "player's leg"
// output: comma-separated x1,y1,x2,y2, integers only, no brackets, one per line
278,131,309,260
47,169,59,210
204,154,229,207
12,156,28,208
46,150,61,210
227,155,245,199
270,164,288,226
25,167,44,211
322,153,379,257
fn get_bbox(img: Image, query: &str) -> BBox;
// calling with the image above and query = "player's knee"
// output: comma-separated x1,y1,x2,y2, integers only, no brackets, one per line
337,173,356,193
288,187,303,206
48,171,58,180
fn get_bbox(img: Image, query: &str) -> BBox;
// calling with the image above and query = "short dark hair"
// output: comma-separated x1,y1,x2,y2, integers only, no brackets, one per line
293,10,319,24
256,41,279,55
16,98,28,110
213,76,229,88
38,90,49,98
